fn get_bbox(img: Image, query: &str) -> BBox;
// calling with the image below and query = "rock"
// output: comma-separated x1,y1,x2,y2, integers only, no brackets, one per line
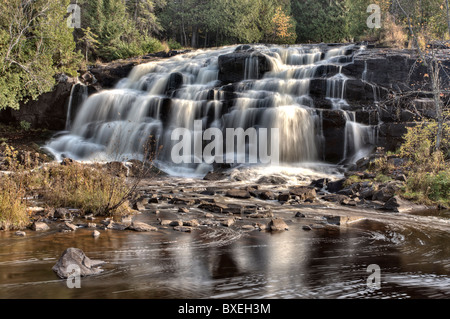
92,230,100,238
225,189,251,199
295,212,306,218
204,213,214,219
31,221,50,231
242,225,256,231
359,186,375,199
60,222,77,232
183,219,200,227
257,190,276,200
289,187,317,202
382,196,418,213
169,220,183,227
129,221,157,232
257,175,288,185
178,207,190,214
268,218,289,231
302,225,312,231
173,226,192,232
326,179,346,193
203,171,226,181
52,248,105,279
54,208,72,220
15,231,26,237
198,202,229,213
278,193,290,202
221,217,235,227
372,186,396,202
218,51,272,83
104,220,129,231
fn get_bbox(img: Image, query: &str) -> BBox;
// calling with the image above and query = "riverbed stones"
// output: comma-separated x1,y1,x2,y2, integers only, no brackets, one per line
92,230,100,238
268,218,289,231
221,217,235,227
60,222,77,232
52,248,105,279
129,221,157,232
225,189,251,199
15,231,26,237
289,187,316,202
174,226,192,232
31,221,50,231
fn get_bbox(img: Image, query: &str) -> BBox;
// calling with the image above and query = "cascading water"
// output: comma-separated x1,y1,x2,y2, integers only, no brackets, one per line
45,44,378,176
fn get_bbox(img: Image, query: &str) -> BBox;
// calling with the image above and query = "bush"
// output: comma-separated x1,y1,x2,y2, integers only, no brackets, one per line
0,175,28,230
33,162,132,217
167,38,183,50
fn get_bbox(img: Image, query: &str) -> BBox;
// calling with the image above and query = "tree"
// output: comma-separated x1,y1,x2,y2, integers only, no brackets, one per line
0,0,80,110
80,27,99,64
271,6,297,44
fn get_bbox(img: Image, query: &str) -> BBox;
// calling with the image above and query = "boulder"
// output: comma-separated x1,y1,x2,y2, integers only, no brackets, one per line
174,226,193,232
225,189,251,199
268,218,289,231
221,217,235,227
52,248,105,279
60,222,77,232
129,221,157,232
31,221,50,231
289,187,317,202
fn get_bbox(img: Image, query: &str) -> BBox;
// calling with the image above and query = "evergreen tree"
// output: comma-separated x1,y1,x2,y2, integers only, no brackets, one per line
0,0,81,110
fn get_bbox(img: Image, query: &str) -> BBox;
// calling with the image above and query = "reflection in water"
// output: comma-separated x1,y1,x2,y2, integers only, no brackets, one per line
0,215,449,299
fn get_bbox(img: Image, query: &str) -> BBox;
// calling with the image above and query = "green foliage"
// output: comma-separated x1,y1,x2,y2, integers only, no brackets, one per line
0,0,81,110
19,120,31,132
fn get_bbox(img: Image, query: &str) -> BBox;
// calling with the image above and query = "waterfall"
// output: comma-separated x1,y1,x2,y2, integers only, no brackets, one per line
66,82,88,131
45,44,377,176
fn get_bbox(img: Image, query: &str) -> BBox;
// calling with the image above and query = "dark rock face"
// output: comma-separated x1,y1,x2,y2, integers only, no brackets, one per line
0,77,76,130
218,51,272,84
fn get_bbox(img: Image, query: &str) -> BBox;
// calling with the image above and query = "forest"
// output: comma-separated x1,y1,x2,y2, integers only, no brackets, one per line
1,0,450,111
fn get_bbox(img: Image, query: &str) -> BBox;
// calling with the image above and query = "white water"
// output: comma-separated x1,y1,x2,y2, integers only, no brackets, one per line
45,44,377,176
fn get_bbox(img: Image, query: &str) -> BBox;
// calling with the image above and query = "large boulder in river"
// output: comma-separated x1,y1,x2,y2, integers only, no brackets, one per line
52,248,105,279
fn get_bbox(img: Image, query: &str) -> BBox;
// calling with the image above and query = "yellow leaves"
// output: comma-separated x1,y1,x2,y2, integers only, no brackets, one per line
271,6,296,44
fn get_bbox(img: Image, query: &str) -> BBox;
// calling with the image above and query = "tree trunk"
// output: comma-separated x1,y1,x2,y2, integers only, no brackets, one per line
446,0,450,38
191,25,199,48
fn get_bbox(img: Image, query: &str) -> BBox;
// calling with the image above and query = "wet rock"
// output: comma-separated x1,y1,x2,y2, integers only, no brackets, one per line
178,207,190,214
321,194,350,204
203,171,226,181
183,219,199,227
381,196,418,213
372,186,396,202
302,225,312,231
31,221,50,231
198,202,229,213
170,220,184,227
241,225,257,231
52,248,105,279
15,231,26,237
60,222,77,232
174,226,192,232
289,187,316,202
326,179,346,193
54,208,72,220
268,218,289,231
104,220,129,231
129,221,157,232
204,213,214,219
160,220,173,226
257,190,276,200
278,193,290,202
225,189,251,199
92,230,100,238
218,51,272,83
257,175,288,185
221,217,235,227
295,212,306,218
359,186,375,200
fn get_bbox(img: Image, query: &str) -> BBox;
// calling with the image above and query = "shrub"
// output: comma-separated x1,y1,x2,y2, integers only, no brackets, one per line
167,38,183,50
33,162,132,217
0,175,28,230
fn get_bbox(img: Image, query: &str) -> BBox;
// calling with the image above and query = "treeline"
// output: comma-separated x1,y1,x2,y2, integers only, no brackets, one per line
1,0,450,110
